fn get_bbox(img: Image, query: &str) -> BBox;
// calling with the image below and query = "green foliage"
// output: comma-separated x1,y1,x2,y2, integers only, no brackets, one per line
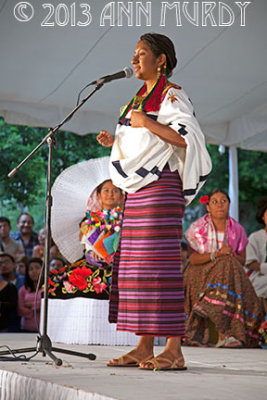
0,120,266,235
0,119,110,230
189,144,267,235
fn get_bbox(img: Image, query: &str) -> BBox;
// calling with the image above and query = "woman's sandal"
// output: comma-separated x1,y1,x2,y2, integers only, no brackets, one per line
223,336,243,348
107,353,154,367
216,336,243,348
139,356,187,371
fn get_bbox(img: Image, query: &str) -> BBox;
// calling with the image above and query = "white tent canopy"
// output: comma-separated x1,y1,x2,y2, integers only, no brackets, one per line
1,0,267,218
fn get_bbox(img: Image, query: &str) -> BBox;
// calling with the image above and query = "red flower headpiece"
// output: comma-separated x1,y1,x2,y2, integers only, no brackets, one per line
200,195,209,204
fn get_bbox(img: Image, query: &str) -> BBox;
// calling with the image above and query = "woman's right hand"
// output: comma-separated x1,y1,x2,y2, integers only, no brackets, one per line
97,130,115,147
24,302,32,309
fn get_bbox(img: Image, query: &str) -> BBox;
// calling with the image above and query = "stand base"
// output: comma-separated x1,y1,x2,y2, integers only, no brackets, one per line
0,334,96,366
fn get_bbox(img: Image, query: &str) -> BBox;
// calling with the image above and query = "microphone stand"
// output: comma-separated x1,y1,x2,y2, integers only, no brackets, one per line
0,82,104,365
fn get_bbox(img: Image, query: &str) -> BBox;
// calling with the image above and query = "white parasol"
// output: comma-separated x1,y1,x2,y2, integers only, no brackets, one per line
51,156,111,263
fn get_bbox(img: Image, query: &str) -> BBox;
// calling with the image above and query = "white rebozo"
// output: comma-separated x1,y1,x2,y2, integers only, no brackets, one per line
109,85,212,205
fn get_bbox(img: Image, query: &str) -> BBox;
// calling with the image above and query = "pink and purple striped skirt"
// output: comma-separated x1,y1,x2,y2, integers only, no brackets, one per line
109,166,186,336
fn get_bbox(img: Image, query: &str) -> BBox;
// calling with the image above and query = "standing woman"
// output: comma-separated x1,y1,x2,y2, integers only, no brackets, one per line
97,33,211,370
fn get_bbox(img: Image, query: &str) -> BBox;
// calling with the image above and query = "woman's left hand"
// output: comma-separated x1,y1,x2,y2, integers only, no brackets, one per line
216,244,233,257
130,110,147,128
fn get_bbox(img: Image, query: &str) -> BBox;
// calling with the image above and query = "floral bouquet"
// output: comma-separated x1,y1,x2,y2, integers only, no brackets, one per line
48,259,112,299
80,207,123,264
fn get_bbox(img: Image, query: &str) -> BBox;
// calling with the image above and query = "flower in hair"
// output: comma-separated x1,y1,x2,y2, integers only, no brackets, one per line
200,195,209,204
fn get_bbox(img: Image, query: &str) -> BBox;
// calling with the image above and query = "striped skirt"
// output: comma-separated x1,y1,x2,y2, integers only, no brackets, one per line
109,167,186,336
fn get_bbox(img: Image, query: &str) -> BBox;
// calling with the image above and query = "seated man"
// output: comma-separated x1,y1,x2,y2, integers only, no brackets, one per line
246,197,267,314
10,213,39,258
0,253,24,331
0,274,17,333
0,217,24,261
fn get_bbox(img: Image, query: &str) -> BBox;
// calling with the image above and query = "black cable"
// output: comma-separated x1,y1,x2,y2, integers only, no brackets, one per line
0,345,38,362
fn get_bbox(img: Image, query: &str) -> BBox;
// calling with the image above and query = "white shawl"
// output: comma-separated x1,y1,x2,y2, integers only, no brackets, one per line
246,229,267,275
109,86,212,205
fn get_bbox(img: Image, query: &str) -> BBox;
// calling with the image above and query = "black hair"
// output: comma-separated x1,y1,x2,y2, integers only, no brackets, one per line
96,180,123,195
17,212,34,224
140,33,177,78
96,179,112,195
0,252,15,263
208,189,231,204
49,257,65,266
25,257,43,292
256,197,267,224
0,217,11,226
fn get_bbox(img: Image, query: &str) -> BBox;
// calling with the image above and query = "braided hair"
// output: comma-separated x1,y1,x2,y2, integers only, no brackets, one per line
140,33,177,78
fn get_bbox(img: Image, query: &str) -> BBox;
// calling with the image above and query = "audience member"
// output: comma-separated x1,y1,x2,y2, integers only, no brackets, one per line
49,257,65,271
0,217,24,261
32,228,61,262
184,189,262,348
50,239,62,260
32,228,46,259
0,274,17,332
16,255,29,276
0,253,23,331
246,197,267,314
18,257,43,332
11,213,39,257
0,253,24,290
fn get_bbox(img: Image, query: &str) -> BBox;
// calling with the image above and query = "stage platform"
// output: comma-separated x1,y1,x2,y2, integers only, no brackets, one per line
0,334,266,400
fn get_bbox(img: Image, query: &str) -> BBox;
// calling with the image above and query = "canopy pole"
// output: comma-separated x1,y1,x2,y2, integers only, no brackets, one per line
228,145,239,221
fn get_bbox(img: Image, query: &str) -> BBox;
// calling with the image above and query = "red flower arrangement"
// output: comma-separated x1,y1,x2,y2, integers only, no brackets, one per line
69,272,88,291
200,195,209,204
47,259,112,298
68,266,93,291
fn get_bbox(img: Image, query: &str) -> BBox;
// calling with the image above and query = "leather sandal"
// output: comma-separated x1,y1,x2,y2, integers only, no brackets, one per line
139,355,187,371
107,353,154,367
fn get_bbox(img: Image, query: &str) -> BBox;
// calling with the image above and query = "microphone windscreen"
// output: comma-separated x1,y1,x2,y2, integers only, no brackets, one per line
123,67,133,79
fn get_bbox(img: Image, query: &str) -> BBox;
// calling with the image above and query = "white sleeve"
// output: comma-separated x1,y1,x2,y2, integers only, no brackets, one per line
260,263,267,275
246,233,261,264
158,87,212,205
246,232,267,275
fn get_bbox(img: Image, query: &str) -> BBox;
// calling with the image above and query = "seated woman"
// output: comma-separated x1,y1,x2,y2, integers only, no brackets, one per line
48,180,123,300
246,197,267,314
18,257,43,332
184,189,262,348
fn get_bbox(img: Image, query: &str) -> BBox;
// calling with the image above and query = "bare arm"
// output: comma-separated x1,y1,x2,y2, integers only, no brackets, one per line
189,251,214,265
131,110,187,148
189,245,236,265
234,249,246,266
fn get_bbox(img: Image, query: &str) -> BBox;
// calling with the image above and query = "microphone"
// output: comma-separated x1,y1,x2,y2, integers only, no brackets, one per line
91,66,133,85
